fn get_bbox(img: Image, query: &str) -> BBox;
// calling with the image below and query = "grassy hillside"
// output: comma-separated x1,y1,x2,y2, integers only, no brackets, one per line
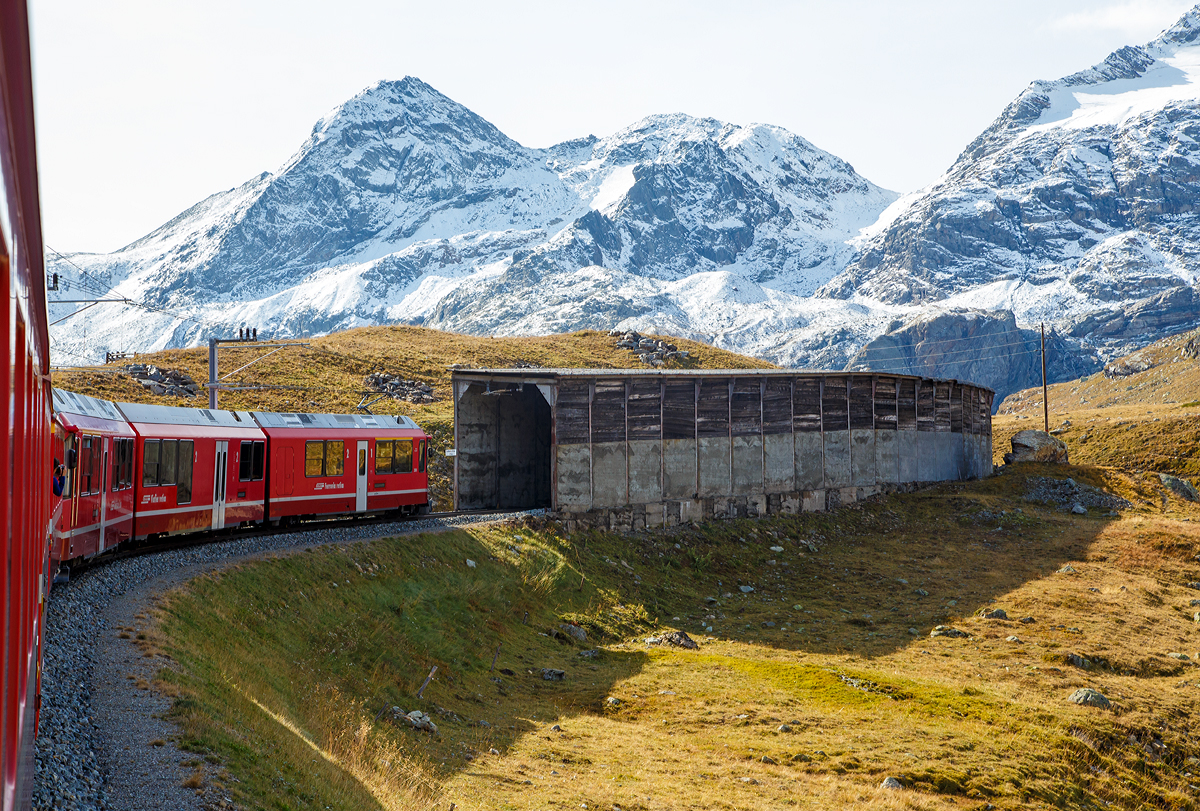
148,464,1200,810
995,327,1200,478
53,326,772,508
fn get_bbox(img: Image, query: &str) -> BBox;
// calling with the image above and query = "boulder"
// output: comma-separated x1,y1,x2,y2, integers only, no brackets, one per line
1067,688,1111,709
1005,430,1069,465
929,625,969,639
1159,473,1200,502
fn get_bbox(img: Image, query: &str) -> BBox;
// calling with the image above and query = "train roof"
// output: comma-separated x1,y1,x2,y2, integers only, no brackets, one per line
250,411,422,431
53,388,126,422
116,401,257,427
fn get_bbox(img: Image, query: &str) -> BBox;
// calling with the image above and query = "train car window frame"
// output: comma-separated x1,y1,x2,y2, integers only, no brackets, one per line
63,434,75,497
142,439,160,486
123,438,134,489
326,440,345,476
177,440,194,504
160,439,178,486
304,440,325,477
239,440,254,482
418,439,426,473
251,441,265,481
81,435,94,494
374,440,394,475
395,439,413,474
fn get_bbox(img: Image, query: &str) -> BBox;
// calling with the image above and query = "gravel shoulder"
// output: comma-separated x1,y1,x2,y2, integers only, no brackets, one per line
33,512,534,811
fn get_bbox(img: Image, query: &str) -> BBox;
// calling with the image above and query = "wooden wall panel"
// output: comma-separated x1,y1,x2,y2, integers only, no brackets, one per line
663,380,696,440
917,380,935,432
731,379,762,437
874,376,897,430
697,379,730,438
555,380,590,445
849,376,874,430
793,378,821,433
822,376,849,432
628,379,662,441
591,379,626,443
763,378,792,435
898,378,917,431
934,382,951,432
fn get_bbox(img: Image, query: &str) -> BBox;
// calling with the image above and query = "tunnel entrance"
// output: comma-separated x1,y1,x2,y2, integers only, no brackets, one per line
455,382,552,510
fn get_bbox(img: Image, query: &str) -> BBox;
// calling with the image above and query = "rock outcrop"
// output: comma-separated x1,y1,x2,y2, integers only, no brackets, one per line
1005,431,1069,465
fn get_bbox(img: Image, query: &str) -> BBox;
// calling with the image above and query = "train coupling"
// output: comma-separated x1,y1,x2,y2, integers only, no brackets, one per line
52,565,70,587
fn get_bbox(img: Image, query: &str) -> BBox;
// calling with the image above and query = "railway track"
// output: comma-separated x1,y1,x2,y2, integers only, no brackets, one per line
58,507,528,581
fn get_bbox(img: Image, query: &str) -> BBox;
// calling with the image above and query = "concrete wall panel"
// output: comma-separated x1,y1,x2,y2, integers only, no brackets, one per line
591,442,628,508
875,429,899,484
795,432,823,490
555,445,591,508
628,440,662,504
663,439,698,499
898,430,918,483
763,433,795,494
698,437,731,496
457,385,498,509
850,429,875,487
823,430,850,489
732,436,764,495
916,432,937,482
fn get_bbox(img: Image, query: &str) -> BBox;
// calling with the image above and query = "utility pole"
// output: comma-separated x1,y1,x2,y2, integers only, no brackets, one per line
1041,322,1049,433
207,330,308,409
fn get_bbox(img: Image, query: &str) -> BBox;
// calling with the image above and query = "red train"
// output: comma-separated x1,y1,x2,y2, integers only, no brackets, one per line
51,392,431,569
1,2,55,807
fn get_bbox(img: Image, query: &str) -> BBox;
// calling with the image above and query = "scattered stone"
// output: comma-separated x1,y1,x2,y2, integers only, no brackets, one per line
930,625,969,639
120,364,200,399
489,747,500,755
1169,652,1191,661
1071,504,1088,515
541,669,566,681
908,627,919,636
1159,473,1200,502
578,649,599,658
1006,636,1022,643
705,596,719,604
499,668,515,676
363,371,437,404
466,559,476,568
652,630,699,650
979,608,1009,620
1005,430,1069,465
914,588,929,597
550,724,561,732
559,623,588,643
760,756,778,765
1067,688,1111,709
605,697,622,707
1187,582,1200,590
777,724,792,733
762,621,776,628
1064,653,1091,669
790,753,811,763
1190,599,1200,606
395,709,439,734
1019,616,1037,624
1058,565,1077,574
739,585,755,593
769,546,784,553
880,777,904,790
610,329,688,366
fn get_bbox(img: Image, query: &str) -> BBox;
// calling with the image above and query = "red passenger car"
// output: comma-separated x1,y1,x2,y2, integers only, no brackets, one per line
117,403,268,539
51,389,136,562
1,0,54,805
251,411,429,521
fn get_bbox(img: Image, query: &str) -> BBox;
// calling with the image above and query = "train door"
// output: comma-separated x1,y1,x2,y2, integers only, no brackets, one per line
212,441,228,530
97,439,109,552
356,440,368,512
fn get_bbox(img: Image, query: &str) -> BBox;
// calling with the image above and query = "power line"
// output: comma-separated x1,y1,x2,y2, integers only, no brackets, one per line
847,345,1050,375
45,246,226,331
851,337,1038,362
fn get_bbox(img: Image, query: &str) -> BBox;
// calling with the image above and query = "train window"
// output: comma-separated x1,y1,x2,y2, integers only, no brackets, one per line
419,439,426,473
161,440,178,485
177,440,194,504
82,436,94,494
374,440,393,475
63,435,75,497
305,441,324,477
143,439,160,486
112,440,121,491
327,441,345,476
123,438,134,488
251,441,265,481
395,440,413,474
239,441,254,481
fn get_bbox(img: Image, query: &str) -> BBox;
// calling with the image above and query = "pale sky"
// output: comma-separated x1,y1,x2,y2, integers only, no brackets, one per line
29,0,1197,253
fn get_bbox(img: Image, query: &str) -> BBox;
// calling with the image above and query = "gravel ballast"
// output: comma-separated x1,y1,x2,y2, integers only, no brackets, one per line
32,511,539,811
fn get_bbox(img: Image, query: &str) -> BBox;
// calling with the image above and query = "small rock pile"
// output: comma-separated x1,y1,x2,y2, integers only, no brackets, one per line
391,707,439,734
1004,429,1068,464
364,372,437,404
1023,477,1132,513
1104,352,1157,378
121,364,201,398
609,330,690,367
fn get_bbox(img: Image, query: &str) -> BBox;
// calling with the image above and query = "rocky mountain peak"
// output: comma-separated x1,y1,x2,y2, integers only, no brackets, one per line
1151,3,1200,49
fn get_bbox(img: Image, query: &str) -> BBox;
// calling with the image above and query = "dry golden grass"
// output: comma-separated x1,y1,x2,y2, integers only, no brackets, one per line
152,465,1200,810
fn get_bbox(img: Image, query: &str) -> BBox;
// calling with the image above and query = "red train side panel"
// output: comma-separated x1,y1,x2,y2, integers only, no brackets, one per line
116,403,267,540
251,412,429,521
50,390,136,563
0,0,53,807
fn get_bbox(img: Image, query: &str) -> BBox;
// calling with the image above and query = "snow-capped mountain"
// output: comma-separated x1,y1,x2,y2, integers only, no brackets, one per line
50,6,1200,404
821,8,1200,358
49,77,895,365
